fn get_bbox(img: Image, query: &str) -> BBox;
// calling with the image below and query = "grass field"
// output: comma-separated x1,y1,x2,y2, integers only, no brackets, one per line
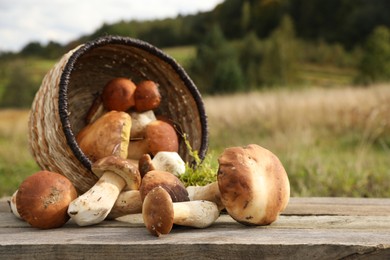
0,84,389,197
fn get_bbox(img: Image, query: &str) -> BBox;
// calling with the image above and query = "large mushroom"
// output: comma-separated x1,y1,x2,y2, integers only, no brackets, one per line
77,111,132,162
142,186,220,237
16,171,77,229
68,156,141,226
217,144,290,225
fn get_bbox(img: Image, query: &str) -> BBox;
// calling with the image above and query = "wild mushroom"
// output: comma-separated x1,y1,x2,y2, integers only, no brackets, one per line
77,111,132,162
107,169,188,219
139,170,189,202
68,156,141,226
151,151,186,177
186,182,224,211
126,119,179,160
145,120,179,156
16,171,77,229
217,144,290,226
102,77,137,111
137,152,185,177
134,80,161,112
142,186,220,237
8,190,21,219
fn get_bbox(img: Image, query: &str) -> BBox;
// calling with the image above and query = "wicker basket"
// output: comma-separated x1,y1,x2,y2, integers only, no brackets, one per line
28,36,208,193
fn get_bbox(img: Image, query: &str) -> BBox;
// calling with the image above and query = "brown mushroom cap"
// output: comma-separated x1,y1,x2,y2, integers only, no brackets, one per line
139,170,189,202
138,154,155,178
142,186,174,237
76,111,132,162
145,120,179,156
16,171,78,229
102,77,136,111
92,155,141,190
134,80,161,112
217,144,290,226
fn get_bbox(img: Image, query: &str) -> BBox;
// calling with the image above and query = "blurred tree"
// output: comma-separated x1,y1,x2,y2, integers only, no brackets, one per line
356,26,390,84
188,24,244,94
238,31,264,88
0,61,37,108
259,15,300,86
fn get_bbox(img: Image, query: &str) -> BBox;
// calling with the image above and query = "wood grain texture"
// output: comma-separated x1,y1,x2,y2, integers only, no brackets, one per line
1,197,389,259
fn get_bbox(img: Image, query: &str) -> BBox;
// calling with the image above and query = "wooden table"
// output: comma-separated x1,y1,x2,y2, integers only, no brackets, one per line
1,197,389,259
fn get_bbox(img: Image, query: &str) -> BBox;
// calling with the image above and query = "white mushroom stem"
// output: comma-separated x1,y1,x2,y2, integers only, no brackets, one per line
172,200,220,228
152,151,186,177
129,110,156,138
8,190,22,219
68,171,126,226
186,182,224,211
107,190,142,219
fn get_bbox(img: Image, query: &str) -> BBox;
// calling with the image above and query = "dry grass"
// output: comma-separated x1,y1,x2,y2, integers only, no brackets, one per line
204,84,390,197
1,85,390,197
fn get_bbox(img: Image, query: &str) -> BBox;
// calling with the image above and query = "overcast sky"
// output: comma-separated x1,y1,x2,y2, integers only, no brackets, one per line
0,0,223,52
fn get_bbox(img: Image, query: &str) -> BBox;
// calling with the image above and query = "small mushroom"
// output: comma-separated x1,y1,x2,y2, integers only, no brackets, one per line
151,151,186,177
77,111,132,162
143,186,220,237
102,77,137,111
139,170,189,202
67,156,141,226
16,171,77,229
186,182,224,211
8,190,21,219
134,80,161,112
217,144,290,226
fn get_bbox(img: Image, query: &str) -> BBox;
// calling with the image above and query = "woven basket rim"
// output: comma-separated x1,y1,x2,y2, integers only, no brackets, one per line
58,35,208,171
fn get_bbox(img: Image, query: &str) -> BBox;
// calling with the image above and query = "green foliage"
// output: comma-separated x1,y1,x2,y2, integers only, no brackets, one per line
188,25,244,94
259,15,300,86
356,26,390,84
179,134,217,187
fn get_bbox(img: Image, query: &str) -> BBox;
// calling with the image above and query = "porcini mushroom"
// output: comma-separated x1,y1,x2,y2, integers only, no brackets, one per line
134,80,161,112
16,171,77,229
102,77,137,111
186,182,224,211
107,169,189,219
68,156,141,226
151,151,186,177
77,111,132,162
8,190,21,219
145,120,179,156
143,186,220,237
139,170,189,202
217,144,290,226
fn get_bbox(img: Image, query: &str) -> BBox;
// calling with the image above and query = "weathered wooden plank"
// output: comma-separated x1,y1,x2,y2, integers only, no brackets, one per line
284,197,390,216
1,197,390,259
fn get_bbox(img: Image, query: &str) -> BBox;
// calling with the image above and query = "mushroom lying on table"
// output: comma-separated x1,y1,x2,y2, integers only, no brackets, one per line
68,156,141,226
108,169,188,219
143,186,220,237
217,144,290,225
69,111,141,226
16,171,77,229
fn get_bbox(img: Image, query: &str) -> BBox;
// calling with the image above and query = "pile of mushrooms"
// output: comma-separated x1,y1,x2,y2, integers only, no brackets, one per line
9,77,290,236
